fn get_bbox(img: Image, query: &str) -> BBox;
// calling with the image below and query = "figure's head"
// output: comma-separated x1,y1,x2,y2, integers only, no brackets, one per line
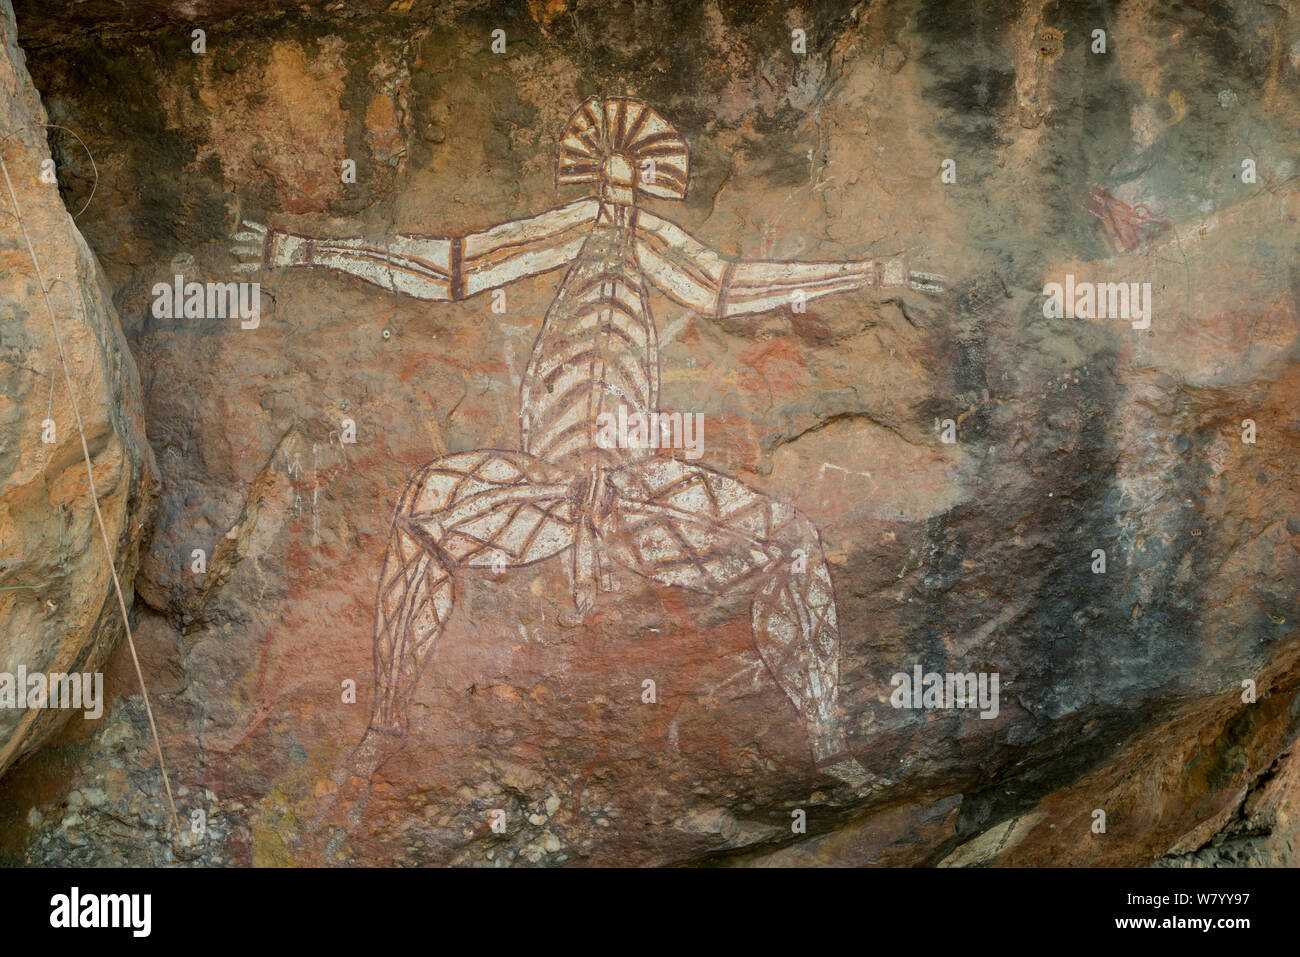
556,96,690,206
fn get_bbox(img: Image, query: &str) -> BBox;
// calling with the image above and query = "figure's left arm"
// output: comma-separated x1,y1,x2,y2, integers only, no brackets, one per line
633,209,943,318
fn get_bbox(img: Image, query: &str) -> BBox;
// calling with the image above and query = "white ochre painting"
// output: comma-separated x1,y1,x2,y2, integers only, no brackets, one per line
232,97,943,789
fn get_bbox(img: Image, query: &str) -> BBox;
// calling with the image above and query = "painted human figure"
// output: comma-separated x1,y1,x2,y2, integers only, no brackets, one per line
233,98,942,789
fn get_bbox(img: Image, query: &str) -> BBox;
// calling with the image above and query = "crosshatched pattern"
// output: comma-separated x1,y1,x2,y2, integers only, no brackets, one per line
238,96,944,791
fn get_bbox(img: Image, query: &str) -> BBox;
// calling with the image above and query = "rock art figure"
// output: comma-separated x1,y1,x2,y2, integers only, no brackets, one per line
233,97,942,789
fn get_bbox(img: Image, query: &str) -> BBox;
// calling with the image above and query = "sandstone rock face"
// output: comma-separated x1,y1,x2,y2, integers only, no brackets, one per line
0,0,1296,866
0,0,156,778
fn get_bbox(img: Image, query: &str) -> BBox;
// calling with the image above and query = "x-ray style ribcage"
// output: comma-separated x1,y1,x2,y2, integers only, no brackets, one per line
233,97,943,788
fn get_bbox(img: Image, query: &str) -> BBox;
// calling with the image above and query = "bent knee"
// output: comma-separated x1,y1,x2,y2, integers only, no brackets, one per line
771,506,822,552
398,451,563,517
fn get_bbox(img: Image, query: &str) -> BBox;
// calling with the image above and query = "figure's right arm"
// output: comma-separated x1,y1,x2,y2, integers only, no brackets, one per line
232,221,457,300
231,198,599,302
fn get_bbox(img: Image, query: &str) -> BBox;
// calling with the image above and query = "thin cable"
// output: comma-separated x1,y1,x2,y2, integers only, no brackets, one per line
0,148,183,850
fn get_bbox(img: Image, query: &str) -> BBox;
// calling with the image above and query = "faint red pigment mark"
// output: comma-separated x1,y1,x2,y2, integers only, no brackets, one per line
398,349,502,384
569,585,742,824
1084,186,1172,252
736,336,808,396
199,439,385,761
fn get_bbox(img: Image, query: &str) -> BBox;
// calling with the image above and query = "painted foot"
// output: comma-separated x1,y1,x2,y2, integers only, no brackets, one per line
343,725,403,781
810,724,874,791
816,753,875,791
308,725,404,852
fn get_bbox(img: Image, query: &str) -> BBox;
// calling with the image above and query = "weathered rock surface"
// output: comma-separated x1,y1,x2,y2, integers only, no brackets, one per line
0,0,1296,866
0,0,156,777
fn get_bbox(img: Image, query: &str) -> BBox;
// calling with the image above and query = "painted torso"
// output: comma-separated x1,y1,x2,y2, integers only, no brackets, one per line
519,204,659,470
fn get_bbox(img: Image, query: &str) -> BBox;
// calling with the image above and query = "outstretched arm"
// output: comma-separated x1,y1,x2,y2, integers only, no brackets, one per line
633,209,943,318
231,199,600,302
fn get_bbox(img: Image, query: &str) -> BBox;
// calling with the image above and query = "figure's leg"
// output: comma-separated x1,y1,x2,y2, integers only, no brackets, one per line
748,515,870,788
600,460,870,788
316,451,580,852
369,500,454,734
345,506,453,778
357,451,578,767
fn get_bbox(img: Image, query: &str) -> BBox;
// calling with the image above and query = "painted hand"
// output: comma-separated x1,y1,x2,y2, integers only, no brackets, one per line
908,268,945,295
231,220,309,272
873,253,944,295
230,220,268,273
